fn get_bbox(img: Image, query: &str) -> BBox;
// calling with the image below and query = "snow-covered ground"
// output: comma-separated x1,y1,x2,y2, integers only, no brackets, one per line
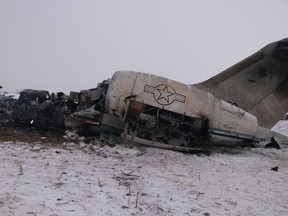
1,121,288,216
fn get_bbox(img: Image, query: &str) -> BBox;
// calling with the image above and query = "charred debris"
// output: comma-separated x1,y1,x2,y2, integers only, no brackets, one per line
0,81,208,154
0,80,110,138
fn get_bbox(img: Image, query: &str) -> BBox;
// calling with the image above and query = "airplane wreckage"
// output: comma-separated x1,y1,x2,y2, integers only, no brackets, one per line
1,38,288,152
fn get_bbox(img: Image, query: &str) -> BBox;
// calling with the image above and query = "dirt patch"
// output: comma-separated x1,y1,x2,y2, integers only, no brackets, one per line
0,126,66,144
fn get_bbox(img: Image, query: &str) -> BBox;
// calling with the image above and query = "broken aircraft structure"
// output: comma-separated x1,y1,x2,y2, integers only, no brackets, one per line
65,38,288,151
1,38,288,152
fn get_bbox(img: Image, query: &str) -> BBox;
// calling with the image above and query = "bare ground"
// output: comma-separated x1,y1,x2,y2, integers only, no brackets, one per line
0,126,66,144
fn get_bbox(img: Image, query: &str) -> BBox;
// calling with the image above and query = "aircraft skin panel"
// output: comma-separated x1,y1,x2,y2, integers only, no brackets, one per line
209,97,258,139
193,38,288,128
105,71,138,118
249,79,288,128
132,72,214,118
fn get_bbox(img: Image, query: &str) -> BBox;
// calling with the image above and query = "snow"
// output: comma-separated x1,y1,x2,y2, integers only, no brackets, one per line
1,122,288,215
0,91,19,100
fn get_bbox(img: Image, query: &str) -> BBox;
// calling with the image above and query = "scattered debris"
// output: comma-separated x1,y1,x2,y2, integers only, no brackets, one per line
0,80,109,134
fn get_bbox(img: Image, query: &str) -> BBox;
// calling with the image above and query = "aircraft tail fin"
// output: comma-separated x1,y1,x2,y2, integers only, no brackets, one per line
193,38,288,129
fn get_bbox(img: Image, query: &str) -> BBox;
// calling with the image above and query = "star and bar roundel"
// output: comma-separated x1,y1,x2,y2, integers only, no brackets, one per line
144,84,186,106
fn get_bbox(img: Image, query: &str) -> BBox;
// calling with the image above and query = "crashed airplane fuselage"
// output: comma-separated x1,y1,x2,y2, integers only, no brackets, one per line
65,38,288,151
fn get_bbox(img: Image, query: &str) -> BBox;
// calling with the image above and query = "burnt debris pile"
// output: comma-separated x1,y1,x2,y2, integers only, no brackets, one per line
0,80,109,136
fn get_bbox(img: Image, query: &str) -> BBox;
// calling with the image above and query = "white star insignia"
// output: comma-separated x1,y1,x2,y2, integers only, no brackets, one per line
157,86,174,103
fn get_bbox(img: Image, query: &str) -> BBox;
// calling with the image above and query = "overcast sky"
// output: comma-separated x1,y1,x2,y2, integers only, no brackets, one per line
1,0,288,94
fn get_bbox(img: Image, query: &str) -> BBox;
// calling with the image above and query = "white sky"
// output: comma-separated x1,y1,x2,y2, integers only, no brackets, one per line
1,0,288,94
